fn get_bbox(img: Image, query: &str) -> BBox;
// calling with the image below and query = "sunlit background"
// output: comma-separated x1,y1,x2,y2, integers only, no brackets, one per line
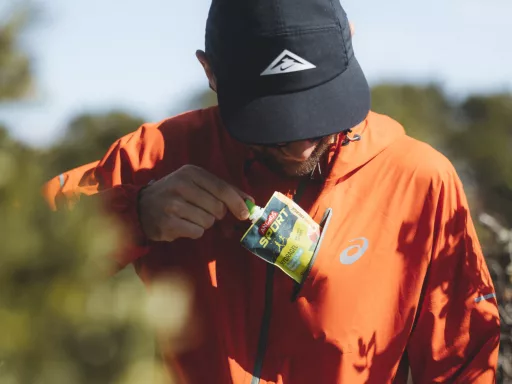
1,0,511,146
1,0,512,383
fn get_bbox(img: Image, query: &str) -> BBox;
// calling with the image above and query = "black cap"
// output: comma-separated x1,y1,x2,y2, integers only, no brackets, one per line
205,0,371,145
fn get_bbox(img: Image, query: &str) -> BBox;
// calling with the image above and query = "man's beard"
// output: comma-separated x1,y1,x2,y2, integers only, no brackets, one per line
251,135,337,178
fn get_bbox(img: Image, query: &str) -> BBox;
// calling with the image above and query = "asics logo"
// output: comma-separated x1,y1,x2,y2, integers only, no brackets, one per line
340,237,369,265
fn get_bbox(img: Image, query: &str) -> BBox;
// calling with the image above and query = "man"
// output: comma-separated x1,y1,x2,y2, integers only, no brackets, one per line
43,0,500,382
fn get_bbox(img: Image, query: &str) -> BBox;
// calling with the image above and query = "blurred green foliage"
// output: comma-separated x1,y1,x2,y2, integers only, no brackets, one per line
371,83,457,151
0,5,33,101
45,111,145,177
0,121,196,384
0,8,190,384
449,94,512,226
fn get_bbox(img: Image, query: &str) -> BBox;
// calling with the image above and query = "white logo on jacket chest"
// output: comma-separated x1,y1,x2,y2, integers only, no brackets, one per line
340,237,369,265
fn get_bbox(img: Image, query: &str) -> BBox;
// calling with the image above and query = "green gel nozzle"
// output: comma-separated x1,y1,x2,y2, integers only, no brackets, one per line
245,199,257,214
245,199,263,222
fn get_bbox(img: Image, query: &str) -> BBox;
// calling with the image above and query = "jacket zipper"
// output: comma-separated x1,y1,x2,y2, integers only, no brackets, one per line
250,183,307,384
251,264,275,384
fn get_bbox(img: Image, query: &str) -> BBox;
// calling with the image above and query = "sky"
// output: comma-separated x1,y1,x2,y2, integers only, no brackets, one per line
1,0,511,147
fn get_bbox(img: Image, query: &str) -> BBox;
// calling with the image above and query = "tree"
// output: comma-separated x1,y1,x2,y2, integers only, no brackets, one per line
449,94,512,227
46,111,145,176
0,138,191,383
371,83,457,153
0,3,35,157
0,6,33,101
0,8,190,383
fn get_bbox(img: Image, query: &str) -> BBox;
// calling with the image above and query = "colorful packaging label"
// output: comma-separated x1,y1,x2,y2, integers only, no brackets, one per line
240,192,321,283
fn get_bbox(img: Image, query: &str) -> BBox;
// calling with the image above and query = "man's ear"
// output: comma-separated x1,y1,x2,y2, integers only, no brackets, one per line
196,50,217,92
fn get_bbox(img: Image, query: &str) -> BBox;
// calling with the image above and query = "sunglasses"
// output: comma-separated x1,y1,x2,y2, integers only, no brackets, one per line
265,130,362,149
266,135,327,149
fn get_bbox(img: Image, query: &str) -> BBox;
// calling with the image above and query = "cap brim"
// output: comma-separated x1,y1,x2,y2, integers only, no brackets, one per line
218,58,371,145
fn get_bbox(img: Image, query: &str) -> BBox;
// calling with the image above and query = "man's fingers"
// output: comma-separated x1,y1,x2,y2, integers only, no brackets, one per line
163,215,205,241
178,182,227,220
167,199,216,230
189,168,252,221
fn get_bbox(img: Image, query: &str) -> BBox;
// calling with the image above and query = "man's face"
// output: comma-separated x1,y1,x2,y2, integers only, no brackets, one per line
194,51,338,177
249,135,336,177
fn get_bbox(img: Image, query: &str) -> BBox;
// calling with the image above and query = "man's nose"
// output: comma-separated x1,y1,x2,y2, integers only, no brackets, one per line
280,139,318,161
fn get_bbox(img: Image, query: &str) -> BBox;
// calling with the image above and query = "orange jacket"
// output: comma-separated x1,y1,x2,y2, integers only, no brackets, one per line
44,107,500,383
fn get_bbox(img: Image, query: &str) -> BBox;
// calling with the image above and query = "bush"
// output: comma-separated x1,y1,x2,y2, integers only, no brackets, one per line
0,138,191,384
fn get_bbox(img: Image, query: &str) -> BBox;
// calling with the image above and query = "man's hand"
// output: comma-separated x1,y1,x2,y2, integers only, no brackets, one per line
138,165,253,242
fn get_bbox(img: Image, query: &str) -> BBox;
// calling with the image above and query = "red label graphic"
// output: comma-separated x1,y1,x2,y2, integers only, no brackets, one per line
308,230,319,243
259,211,279,236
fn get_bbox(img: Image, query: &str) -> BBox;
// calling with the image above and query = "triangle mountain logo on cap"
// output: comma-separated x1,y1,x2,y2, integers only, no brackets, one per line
260,49,316,76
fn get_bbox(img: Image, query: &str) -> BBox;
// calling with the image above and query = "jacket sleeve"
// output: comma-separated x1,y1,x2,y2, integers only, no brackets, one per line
42,123,165,270
407,166,500,383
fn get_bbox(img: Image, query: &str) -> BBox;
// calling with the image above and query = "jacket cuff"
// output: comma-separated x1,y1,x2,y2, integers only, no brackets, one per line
95,184,150,268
